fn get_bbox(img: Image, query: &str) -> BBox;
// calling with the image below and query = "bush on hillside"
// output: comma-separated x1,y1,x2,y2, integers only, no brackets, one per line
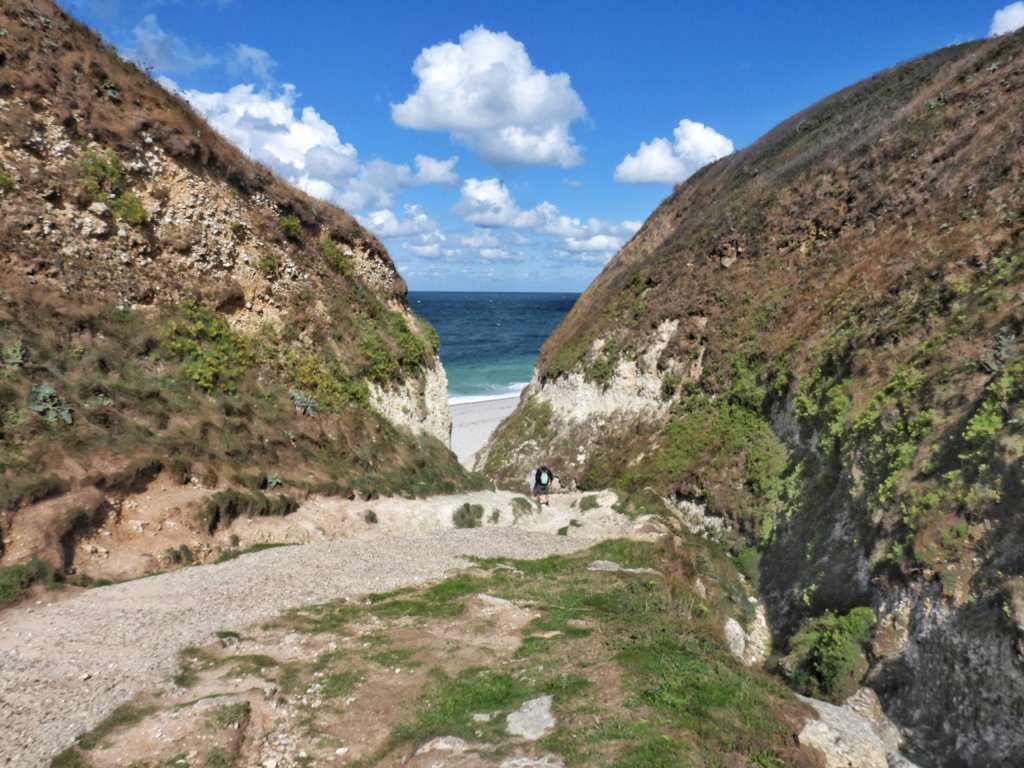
453,502,484,529
781,606,876,700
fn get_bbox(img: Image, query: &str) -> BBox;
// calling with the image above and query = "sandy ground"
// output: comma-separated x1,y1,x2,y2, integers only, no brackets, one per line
450,396,519,467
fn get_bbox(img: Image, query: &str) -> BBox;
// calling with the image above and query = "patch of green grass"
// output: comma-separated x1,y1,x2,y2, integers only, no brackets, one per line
204,701,250,729
283,600,361,634
369,573,485,620
320,670,362,699
50,749,90,768
365,647,420,668
579,494,600,512
389,666,588,748
214,542,295,563
77,702,156,749
204,748,230,768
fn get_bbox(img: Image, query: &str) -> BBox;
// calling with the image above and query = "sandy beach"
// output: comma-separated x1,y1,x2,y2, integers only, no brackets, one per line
450,395,519,467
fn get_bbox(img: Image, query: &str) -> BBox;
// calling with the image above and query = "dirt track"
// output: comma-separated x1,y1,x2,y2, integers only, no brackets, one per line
0,529,597,767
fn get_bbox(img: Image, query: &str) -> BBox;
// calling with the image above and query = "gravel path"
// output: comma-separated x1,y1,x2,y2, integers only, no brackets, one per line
0,528,595,767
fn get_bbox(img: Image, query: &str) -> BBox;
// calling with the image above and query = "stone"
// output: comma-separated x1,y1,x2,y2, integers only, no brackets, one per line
477,594,513,607
413,736,469,756
724,618,746,659
587,560,659,576
506,695,555,740
797,695,920,768
499,756,564,768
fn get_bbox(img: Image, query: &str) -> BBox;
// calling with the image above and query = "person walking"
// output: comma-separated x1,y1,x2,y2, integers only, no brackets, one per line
533,465,553,506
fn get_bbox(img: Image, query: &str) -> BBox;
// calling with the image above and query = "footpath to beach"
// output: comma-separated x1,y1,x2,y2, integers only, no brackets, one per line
450,395,519,467
0,528,597,767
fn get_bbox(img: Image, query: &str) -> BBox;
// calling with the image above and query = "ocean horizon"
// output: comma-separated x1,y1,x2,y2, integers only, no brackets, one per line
408,291,579,404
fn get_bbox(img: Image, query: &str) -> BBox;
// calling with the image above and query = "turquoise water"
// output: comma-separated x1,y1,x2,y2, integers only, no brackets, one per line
408,291,579,403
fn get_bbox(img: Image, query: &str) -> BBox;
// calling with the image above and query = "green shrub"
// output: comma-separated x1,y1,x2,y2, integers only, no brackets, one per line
364,509,378,524
256,257,279,275
0,561,38,605
110,192,146,226
0,163,13,192
320,238,353,276
579,494,600,512
289,390,319,415
28,383,73,424
1,340,25,366
0,557,53,606
661,373,680,401
279,214,302,240
162,302,251,393
783,606,876,700
452,502,484,528
359,333,399,384
79,150,122,199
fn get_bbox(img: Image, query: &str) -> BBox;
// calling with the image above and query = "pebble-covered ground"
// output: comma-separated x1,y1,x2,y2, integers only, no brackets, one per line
0,529,594,767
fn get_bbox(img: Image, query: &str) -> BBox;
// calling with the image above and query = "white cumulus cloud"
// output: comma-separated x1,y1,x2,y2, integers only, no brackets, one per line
614,118,733,184
173,81,458,213
392,27,587,167
361,205,437,238
130,15,218,73
413,155,460,186
991,2,1024,35
565,234,623,252
228,44,278,84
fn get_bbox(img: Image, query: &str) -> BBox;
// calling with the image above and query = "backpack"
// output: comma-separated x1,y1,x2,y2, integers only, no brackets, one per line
540,470,549,485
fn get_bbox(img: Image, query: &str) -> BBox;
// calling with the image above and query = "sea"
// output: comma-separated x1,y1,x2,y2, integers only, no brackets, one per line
408,291,580,404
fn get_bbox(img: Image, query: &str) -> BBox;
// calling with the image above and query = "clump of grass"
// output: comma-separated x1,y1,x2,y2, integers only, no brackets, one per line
214,542,294,564
78,150,146,226
0,556,51,605
579,494,600,512
165,544,195,565
364,509,378,524
0,163,14,192
319,238,353,277
204,701,250,729
278,214,302,240
320,670,362,698
77,702,155,749
453,502,484,528
199,488,298,532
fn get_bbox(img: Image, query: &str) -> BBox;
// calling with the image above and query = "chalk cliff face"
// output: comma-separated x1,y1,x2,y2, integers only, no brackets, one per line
483,29,1024,765
0,0,476,578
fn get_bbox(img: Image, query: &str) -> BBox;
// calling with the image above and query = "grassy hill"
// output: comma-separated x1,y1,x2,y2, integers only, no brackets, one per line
483,29,1024,764
0,0,486,593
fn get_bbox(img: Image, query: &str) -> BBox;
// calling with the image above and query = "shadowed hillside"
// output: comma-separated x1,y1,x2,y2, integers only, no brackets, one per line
482,29,1024,765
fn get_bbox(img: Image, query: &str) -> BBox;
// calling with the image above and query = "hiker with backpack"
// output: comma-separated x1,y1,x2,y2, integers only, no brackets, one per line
533,466,553,506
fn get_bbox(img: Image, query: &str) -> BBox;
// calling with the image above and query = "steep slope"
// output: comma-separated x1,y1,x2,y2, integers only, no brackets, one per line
482,31,1024,765
0,0,486,587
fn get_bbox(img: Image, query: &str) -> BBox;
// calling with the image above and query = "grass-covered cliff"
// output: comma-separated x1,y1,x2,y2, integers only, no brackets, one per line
0,0,486,593
482,29,1024,764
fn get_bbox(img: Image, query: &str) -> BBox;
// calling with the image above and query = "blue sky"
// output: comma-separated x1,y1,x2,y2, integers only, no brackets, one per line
65,0,1024,291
